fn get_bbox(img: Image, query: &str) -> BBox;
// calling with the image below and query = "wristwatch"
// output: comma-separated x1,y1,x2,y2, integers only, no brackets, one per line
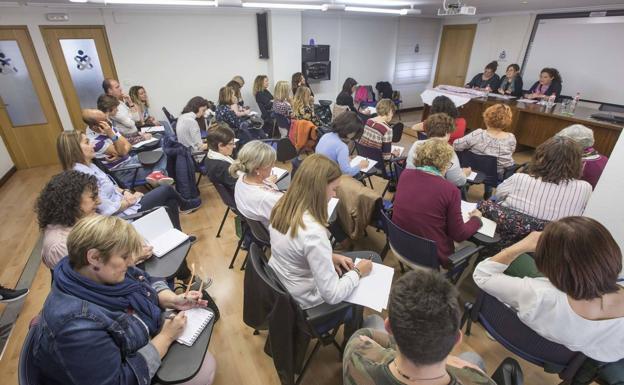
352,267,362,278
111,133,120,142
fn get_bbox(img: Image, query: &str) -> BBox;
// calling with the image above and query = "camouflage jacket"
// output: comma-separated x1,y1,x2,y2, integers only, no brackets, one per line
343,328,496,385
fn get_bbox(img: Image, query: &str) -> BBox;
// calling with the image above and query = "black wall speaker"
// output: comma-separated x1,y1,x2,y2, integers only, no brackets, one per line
257,13,269,59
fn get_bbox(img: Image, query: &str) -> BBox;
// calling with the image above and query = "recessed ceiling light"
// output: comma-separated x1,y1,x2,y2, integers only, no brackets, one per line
521,1,528,4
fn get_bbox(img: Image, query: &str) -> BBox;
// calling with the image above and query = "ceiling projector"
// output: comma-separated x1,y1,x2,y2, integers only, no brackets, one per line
437,0,476,16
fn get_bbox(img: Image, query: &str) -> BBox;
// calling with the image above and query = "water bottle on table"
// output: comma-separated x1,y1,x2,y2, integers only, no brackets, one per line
546,94,556,109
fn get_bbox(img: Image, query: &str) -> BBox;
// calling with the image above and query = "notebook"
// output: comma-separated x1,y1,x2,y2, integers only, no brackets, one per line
176,308,215,347
132,137,159,149
392,145,404,156
466,171,477,181
461,200,497,238
271,167,288,182
131,207,189,257
141,125,165,133
350,156,378,173
328,197,339,218
345,258,395,312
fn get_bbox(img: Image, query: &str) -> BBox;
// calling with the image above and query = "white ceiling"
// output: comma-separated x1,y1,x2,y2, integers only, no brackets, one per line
2,0,624,17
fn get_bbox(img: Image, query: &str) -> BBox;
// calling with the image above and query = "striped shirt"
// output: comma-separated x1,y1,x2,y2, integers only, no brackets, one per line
495,173,592,221
359,119,393,159
453,129,516,176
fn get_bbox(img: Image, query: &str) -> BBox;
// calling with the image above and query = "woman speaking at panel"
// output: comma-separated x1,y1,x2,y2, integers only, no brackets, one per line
525,67,562,101
497,64,524,98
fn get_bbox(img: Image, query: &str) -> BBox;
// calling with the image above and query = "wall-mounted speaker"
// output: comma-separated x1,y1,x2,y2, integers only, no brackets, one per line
257,13,269,59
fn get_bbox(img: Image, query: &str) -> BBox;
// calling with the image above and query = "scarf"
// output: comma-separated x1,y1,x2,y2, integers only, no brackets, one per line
53,257,162,334
415,165,443,177
207,149,234,164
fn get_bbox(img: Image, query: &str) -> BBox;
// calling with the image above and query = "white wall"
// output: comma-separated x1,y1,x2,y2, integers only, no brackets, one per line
584,134,624,254
443,14,534,84
0,137,14,176
268,11,302,87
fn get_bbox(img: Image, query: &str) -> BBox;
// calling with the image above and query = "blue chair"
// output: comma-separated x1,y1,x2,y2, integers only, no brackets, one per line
354,142,405,197
212,182,248,270
92,158,147,192
380,210,482,283
162,106,177,126
463,290,590,384
18,316,41,385
456,150,498,199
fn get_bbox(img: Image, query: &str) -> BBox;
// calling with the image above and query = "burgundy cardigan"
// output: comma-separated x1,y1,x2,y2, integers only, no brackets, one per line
392,169,481,265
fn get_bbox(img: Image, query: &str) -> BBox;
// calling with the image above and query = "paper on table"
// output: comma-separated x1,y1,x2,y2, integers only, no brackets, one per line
466,171,477,181
350,156,378,173
366,106,377,115
132,207,189,257
141,125,165,133
461,201,497,238
345,259,394,312
392,145,404,157
132,137,159,149
517,98,538,104
271,167,288,182
328,197,339,218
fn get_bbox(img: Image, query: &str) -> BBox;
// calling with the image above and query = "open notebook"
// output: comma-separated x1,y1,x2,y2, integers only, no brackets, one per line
132,137,159,149
461,201,497,238
345,258,394,312
176,308,215,347
141,125,165,133
132,207,189,258
271,167,288,182
350,156,378,173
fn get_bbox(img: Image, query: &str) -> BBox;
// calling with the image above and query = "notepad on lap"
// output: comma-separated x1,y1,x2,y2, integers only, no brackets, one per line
345,259,394,312
132,137,159,149
132,207,189,257
271,167,288,182
176,308,214,347
350,156,378,173
392,145,404,156
141,125,165,133
466,171,477,181
460,200,497,238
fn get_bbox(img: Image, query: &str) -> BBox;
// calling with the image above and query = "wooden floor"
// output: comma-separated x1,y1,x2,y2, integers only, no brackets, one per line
0,112,563,385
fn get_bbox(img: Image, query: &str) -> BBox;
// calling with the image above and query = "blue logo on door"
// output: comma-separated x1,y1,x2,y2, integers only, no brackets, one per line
74,49,94,71
0,52,18,75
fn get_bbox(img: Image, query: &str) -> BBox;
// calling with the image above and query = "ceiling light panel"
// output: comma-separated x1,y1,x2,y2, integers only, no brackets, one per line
242,2,323,10
337,0,415,6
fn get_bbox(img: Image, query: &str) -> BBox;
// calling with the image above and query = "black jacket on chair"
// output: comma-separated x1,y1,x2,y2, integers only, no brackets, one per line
163,136,201,200
204,158,237,193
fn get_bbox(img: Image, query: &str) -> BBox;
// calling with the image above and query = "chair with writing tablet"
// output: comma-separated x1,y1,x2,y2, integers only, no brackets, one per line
354,142,405,197
92,158,148,192
380,210,482,284
212,182,248,269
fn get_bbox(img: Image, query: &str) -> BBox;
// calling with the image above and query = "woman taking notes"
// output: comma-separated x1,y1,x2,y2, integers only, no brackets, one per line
525,67,562,101
268,154,373,309
33,215,216,385
497,64,524,98
466,61,501,91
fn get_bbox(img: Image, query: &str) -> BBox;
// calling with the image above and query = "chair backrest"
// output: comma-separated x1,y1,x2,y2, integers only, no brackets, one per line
599,103,624,113
355,142,388,178
380,210,440,270
456,150,498,186
213,182,237,210
92,158,135,189
332,104,349,121
473,291,584,376
391,122,404,143
394,161,405,183
276,137,298,163
19,317,42,385
162,107,177,125
244,216,271,246
249,243,282,294
273,112,291,129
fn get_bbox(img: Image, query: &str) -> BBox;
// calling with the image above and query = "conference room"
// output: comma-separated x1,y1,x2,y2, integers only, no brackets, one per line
0,0,623,384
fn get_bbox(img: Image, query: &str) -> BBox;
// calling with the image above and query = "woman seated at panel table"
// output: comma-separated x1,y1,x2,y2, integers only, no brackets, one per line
473,217,624,384
556,124,609,189
465,61,501,91
36,170,153,270
494,136,592,222
268,154,373,309
316,112,369,177
524,67,563,101
393,139,482,267
33,215,216,385
229,140,283,228
497,63,524,98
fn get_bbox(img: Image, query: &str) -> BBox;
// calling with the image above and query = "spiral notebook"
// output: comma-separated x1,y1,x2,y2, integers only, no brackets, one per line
176,308,215,347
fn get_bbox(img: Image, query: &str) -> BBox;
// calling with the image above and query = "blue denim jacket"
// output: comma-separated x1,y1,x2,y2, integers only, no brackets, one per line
33,270,169,385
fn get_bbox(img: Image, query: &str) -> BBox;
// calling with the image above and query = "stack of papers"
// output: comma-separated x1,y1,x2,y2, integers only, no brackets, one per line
345,259,395,312
132,207,189,257
391,145,404,157
460,200,497,238
141,125,165,133
132,137,159,149
350,156,378,173
517,98,537,104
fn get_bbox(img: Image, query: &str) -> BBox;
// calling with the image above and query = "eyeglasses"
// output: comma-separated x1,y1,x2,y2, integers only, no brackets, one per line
227,141,236,146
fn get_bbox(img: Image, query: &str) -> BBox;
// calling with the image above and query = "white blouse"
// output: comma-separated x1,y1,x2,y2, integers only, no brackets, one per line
233,176,283,228
473,258,624,362
268,212,359,309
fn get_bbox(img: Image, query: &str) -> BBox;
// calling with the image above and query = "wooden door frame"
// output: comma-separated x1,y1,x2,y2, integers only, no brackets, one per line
0,25,64,168
39,25,118,130
433,24,477,87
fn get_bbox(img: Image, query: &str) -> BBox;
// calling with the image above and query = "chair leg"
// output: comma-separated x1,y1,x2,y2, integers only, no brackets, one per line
240,251,249,271
295,340,322,385
216,207,230,238
381,180,390,198
399,261,406,274
380,242,390,260
196,173,202,188
367,176,374,189
228,236,244,269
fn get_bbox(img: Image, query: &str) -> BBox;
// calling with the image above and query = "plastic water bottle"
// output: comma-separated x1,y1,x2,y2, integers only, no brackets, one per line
485,86,491,98
570,92,580,114
547,94,556,109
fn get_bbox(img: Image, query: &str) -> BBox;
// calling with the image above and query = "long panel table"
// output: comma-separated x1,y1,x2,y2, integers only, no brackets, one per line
424,96,622,156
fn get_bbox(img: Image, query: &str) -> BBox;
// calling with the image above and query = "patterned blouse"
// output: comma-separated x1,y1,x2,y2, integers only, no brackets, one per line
215,104,242,130
272,100,293,117
294,105,321,126
453,129,517,176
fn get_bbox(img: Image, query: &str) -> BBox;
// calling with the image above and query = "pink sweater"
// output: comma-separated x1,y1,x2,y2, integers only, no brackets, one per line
42,225,71,269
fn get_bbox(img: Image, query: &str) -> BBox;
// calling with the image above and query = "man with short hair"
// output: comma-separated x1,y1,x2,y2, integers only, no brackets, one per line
102,78,141,136
343,270,498,385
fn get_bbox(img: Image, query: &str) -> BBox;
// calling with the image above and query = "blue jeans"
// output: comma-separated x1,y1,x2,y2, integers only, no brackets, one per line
115,152,168,187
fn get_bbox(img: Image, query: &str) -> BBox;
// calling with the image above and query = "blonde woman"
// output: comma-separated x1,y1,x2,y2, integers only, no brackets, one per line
229,140,283,228
293,86,321,126
253,75,273,120
359,98,398,160
128,85,157,126
268,154,373,309
272,80,293,118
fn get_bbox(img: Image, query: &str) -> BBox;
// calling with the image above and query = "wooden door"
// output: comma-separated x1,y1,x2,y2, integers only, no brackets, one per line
40,26,118,131
433,24,477,87
0,27,63,169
